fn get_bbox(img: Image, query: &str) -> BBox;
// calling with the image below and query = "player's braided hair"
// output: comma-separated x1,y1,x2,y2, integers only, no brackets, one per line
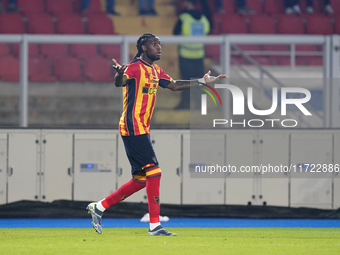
134,33,156,59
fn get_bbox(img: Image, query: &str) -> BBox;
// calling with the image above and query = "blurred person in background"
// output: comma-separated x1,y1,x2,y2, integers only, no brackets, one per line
139,0,157,15
173,0,210,109
285,0,333,14
285,0,301,14
0,0,20,12
82,0,120,15
236,0,255,14
305,0,333,14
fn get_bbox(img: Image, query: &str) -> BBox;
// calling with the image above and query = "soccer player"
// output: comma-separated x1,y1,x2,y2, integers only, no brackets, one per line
87,33,226,236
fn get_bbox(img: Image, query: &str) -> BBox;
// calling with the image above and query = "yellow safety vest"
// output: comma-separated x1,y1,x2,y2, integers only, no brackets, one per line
179,13,210,59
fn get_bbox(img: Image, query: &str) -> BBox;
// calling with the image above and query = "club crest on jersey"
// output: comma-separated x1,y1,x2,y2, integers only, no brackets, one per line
154,196,160,205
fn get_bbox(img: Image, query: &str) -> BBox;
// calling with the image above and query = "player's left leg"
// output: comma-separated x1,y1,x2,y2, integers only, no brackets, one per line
144,165,176,236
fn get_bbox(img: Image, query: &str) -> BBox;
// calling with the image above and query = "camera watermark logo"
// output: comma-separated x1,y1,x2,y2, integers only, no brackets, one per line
198,82,222,115
199,84,312,128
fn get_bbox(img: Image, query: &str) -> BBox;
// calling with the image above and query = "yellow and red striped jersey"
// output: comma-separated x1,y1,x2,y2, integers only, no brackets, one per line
119,58,173,136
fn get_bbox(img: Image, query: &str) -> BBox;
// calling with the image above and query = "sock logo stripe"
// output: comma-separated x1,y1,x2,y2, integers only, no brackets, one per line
146,168,161,177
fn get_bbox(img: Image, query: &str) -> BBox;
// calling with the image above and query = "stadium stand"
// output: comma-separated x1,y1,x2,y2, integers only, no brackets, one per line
29,56,57,82
0,0,336,84
0,13,25,34
248,15,276,34
262,44,290,51
83,56,114,82
28,14,55,34
70,44,98,60
54,56,84,82
0,55,20,81
81,0,103,14
217,15,247,34
57,14,84,34
41,44,69,59
46,0,74,16
11,43,40,57
17,0,45,16
305,16,333,35
335,16,340,34
277,15,304,34
296,56,323,66
100,44,121,60
87,14,115,34
296,44,318,52
333,0,340,14
247,0,262,14
0,43,9,57
263,0,284,14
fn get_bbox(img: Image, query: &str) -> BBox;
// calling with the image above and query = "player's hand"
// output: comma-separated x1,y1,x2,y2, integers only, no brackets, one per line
112,58,127,75
203,70,227,84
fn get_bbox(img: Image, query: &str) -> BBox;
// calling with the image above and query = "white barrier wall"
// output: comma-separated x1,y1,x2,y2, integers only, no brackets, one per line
0,129,339,209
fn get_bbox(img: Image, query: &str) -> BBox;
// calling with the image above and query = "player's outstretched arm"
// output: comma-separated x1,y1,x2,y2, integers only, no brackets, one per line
167,71,227,91
112,58,128,87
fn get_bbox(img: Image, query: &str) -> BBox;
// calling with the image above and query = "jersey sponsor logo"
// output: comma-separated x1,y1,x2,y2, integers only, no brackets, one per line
142,87,157,95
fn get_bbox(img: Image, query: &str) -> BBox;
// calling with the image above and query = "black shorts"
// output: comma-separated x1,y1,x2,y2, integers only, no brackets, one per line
121,134,159,176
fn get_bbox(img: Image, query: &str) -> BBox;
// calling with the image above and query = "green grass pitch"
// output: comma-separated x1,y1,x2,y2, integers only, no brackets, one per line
1,228,339,255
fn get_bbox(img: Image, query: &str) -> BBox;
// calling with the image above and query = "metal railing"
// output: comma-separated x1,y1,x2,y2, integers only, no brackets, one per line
0,34,335,127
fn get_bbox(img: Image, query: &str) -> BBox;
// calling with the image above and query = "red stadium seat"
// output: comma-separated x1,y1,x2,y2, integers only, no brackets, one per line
306,16,333,35
296,56,323,66
222,0,234,13
245,56,272,65
236,44,261,51
262,44,290,51
41,44,69,59
85,0,103,13
57,14,84,34
47,0,74,16
54,57,84,82
29,56,57,82
83,56,114,82
28,14,55,34
335,16,340,34
0,43,10,57
205,45,220,61
100,44,121,59
11,43,40,57
333,0,340,14
17,0,45,15
0,55,20,81
277,16,304,34
295,44,318,51
216,15,247,34
247,0,263,14
70,44,98,59
270,56,291,66
87,14,114,34
0,13,25,34
264,0,284,14
297,0,323,14
231,56,245,65
249,16,276,34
